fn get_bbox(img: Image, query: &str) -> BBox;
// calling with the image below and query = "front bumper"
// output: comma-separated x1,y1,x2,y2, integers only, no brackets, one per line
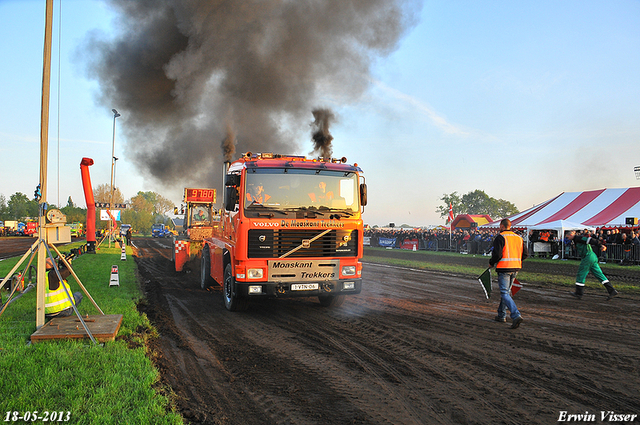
235,278,362,298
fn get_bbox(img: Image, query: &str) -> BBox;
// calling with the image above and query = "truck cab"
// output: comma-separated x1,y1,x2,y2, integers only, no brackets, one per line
202,152,367,311
120,224,132,237
151,223,171,238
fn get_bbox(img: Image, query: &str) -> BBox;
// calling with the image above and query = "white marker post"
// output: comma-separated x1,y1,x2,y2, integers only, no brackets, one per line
109,265,120,287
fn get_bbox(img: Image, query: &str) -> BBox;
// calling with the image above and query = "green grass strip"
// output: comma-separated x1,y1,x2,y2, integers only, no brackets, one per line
0,242,181,425
363,248,640,294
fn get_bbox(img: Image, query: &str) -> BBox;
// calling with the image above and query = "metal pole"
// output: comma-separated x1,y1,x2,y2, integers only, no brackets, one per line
109,109,120,248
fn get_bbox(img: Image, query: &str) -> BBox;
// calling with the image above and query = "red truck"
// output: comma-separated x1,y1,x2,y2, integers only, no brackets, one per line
200,152,367,311
24,221,38,236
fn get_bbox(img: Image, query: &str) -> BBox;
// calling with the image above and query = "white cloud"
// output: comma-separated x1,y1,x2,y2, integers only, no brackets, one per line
369,78,470,136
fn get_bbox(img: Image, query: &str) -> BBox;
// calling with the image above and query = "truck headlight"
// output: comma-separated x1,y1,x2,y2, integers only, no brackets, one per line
341,265,356,276
248,285,263,294
247,268,264,279
343,282,356,290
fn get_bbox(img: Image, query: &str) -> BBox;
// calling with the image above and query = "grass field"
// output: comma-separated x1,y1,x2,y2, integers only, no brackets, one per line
0,242,181,425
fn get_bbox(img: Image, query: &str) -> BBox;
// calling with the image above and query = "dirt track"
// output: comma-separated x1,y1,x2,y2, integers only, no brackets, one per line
128,238,640,425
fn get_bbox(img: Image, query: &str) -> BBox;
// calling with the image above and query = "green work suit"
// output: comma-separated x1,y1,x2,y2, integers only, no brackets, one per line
574,237,607,285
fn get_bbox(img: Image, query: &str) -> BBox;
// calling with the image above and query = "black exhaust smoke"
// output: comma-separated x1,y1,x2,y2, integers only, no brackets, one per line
221,122,236,163
310,108,335,159
82,0,421,190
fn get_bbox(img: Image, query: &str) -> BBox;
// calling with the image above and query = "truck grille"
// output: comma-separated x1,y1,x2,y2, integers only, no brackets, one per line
248,229,358,258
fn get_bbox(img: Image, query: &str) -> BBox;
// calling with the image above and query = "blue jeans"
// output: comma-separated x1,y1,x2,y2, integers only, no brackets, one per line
497,271,520,320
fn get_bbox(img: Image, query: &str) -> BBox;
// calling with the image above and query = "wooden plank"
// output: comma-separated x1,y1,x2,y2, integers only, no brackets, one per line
30,314,123,343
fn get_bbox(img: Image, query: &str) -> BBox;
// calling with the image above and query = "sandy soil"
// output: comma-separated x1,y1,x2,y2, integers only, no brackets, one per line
128,238,640,425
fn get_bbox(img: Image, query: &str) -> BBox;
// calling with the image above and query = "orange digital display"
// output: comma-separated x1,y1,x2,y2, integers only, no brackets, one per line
184,188,216,203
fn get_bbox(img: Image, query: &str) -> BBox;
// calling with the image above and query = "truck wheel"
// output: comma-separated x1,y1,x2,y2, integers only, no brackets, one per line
318,294,345,308
200,247,214,289
223,263,248,311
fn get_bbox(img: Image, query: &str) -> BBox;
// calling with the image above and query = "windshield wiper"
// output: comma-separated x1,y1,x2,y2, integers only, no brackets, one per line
246,203,288,216
297,206,325,217
318,206,354,218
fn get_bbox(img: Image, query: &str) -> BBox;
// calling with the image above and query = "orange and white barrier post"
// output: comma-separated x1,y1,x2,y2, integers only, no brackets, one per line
109,265,120,287
174,241,190,272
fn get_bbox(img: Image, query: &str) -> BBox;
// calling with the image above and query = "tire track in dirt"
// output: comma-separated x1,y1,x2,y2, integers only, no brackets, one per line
352,263,640,423
133,239,640,425
239,301,444,425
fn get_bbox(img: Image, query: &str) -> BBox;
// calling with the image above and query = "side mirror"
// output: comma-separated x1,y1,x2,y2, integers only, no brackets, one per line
360,183,368,207
225,174,240,187
224,186,239,211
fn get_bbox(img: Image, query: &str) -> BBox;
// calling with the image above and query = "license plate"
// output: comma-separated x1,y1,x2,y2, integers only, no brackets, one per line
291,283,319,291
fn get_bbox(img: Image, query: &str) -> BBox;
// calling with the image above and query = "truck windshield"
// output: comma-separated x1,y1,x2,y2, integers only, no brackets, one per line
244,169,359,213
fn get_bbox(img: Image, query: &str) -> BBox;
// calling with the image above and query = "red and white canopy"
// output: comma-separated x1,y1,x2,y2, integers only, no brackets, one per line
482,187,640,229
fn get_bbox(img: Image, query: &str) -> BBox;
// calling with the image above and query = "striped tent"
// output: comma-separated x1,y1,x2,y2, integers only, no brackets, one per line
481,187,640,229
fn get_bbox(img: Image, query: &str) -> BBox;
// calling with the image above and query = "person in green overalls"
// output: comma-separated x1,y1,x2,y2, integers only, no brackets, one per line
566,230,618,300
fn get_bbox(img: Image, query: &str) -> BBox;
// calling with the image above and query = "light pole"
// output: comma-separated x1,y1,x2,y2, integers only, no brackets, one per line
113,156,119,191
109,109,121,247
113,155,119,220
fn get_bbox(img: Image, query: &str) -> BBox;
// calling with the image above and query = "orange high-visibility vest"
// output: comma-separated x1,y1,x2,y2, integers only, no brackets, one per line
496,231,523,269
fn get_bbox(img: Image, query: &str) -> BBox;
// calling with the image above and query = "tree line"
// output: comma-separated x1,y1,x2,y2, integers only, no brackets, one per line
436,190,519,222
0,184,176,235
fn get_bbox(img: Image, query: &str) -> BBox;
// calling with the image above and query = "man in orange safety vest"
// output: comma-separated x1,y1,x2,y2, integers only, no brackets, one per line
489,219,529,329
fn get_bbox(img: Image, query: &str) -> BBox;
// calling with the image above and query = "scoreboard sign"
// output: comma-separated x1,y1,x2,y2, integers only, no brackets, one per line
184,188,216,203
95,203,127,209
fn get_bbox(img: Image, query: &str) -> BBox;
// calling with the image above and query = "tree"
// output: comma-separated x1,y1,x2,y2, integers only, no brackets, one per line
130,193,154,214
7,192,38,220
436,190,519,221
435,192,463,221
60,205,86,225
121,208,153,235
134,191,174,215
0,194,8,220
93,183,124,204
122,191,175,234
491,198,520,219
461,190,492,214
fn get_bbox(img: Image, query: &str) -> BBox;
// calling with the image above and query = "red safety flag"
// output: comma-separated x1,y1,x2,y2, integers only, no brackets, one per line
448,202,454,224
511,278,523,296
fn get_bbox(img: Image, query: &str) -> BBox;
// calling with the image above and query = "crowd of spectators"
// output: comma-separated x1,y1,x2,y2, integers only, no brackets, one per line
365,227,505,254
364,226,640,264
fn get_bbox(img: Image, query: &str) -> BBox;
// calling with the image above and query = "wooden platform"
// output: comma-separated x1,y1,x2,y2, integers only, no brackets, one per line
30,314,123,343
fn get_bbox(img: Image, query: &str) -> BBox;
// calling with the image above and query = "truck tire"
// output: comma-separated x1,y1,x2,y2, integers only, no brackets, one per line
200,247,214,289
223,263,248,311
318,294,345,308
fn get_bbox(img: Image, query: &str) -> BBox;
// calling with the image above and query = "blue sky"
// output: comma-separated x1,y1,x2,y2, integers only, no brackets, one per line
1,0,639,227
